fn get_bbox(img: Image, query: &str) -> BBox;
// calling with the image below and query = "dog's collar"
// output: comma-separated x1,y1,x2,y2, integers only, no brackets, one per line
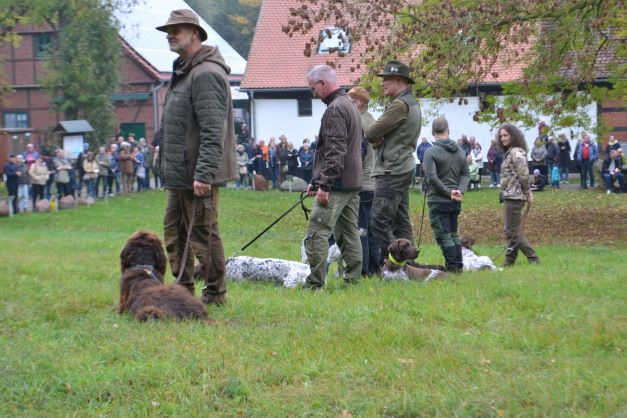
129,264,163,284
387,254,406,267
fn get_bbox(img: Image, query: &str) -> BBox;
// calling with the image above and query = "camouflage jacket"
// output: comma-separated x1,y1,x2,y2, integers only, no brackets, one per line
500,147,531,200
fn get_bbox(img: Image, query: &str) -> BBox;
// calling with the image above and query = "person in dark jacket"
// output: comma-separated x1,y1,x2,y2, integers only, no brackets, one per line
423,117,470,273
487,139,503,188
3,155,19,214
157,9,236,305
557,133,572,183
304,64,363,289
364,60,421,271
545,137,560,181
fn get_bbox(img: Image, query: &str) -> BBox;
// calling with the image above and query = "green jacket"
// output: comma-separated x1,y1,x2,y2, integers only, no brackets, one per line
423,138,470,203
160,46,236,189
364,89,421,177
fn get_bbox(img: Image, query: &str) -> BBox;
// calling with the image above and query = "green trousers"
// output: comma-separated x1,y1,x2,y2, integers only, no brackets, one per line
304,191,362,288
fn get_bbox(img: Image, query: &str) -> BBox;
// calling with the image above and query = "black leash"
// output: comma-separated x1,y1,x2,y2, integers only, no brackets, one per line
231,191,310,258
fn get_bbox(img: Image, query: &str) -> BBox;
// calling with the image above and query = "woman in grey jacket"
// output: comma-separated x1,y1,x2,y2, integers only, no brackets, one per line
497,124,540,267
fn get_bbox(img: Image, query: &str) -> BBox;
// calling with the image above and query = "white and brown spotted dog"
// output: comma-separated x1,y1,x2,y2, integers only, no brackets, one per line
381,238,448,282
460,236,497,271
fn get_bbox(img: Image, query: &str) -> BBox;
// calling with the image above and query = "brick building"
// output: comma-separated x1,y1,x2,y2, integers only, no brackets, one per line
0,0,247,172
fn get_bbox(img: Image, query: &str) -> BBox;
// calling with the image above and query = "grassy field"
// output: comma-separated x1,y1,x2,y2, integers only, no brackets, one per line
0,186,625,417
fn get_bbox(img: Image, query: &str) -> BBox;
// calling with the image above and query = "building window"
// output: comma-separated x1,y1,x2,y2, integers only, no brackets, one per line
3,112,29,129
298,97,312,117
34,33,53,58
318,27,351,54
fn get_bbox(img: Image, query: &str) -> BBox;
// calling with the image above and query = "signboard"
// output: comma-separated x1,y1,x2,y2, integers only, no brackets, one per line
63,135,84,159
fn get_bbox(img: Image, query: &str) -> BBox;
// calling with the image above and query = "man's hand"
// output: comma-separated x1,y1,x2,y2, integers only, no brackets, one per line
316,189,329,206
371,137,385,149
527,191,534,204
193,180,211,196
306,183,317,197
451,189,463,202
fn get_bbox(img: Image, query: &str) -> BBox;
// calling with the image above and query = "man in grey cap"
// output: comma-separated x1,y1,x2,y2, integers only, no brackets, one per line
364,60,422,271
157,9,236,305
423,116,469,272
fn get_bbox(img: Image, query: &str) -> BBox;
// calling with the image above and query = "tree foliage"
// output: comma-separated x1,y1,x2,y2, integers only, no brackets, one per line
285,0,625,132
186,0,261,58
0,0,135,141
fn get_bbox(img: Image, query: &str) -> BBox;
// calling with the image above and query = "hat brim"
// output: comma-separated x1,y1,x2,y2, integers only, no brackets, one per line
156,23,208,42
376,72,415,84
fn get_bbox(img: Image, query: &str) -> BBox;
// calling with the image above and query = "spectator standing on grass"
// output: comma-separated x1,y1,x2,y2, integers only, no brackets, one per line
364,60,421,271
29,154,49,209
471,142,484,187
43,153,56,200
16,155,30,213
236,144,249,189
82,151,99,198
3,154,19,214
303,64,363,289
348,85,377,275
152,145,162,189
557,133,571,183
96,146,110,197
416,136,432,192
142,143,154,189
467,154,479,190
576,133,598,190
286,142,299,177
546,137,560,182
530,138,547,177
497,123,540,267
423,117,469,273
298,140,314,184
277,135,289,184
267,141,279,188
487,139,503,188
133,147,145,192
157,9,236,304
53,149,72,198
118,143,134,193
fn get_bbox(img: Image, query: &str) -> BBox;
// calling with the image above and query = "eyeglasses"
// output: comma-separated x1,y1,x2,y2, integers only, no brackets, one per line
310,80,322,93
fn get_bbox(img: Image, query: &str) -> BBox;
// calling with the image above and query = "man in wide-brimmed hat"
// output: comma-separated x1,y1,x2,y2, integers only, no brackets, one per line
157,9,236,306
364,60,422,272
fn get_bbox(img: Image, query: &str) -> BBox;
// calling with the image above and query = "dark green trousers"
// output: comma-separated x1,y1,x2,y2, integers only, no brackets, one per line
428,200,463,272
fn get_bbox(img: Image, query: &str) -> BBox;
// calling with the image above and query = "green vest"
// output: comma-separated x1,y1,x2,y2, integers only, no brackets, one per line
373,90,421,177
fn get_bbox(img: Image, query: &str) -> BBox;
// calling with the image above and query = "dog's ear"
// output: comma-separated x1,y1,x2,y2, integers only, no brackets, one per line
387,240,400,257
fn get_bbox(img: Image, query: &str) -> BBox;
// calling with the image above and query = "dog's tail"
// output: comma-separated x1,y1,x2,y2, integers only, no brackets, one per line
135,306,166,321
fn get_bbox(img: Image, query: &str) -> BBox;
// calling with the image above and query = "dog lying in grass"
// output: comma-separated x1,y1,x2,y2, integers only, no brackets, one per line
460,236,497,271
225,256,311,288
118,231,211,322
381,238,448,282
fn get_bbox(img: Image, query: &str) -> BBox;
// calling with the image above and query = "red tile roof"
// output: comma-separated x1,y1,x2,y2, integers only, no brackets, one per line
242,0,530,90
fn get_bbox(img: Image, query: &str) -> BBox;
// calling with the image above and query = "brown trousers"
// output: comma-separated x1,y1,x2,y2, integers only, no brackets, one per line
503,199,539,265
163,187,226,297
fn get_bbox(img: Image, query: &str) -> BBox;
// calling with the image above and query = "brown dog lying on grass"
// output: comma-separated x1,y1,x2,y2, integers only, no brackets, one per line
118,231,211,322
381,238,448,281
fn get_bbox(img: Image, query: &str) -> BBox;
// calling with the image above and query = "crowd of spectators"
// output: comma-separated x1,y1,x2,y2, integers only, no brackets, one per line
2,133,160,214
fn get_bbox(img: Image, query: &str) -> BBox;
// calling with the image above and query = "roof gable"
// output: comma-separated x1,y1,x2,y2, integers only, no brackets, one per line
242,0,528,90
116,0,247,76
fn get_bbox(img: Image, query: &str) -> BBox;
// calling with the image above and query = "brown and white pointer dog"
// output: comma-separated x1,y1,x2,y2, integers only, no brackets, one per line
381,238,448,281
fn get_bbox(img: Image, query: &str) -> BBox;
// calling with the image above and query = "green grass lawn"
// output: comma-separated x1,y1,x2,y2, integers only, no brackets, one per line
0,187,625,417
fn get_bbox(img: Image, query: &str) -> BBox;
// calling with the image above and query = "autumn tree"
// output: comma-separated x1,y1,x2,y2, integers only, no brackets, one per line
186,0,261,58
284,0,625,132
0,0,135,141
